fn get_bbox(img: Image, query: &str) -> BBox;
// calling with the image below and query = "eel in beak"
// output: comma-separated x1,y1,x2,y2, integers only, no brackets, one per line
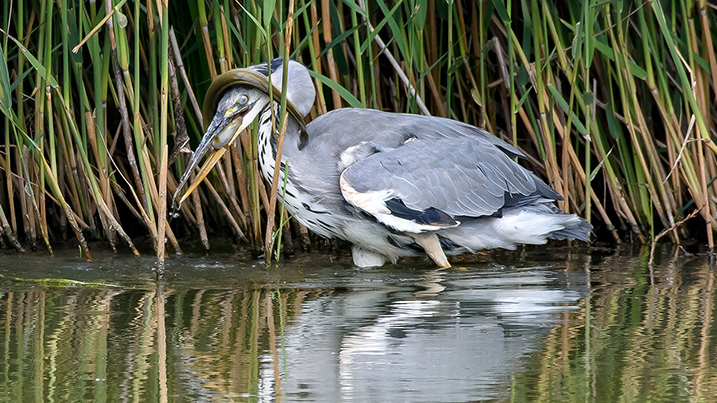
172,97,251,210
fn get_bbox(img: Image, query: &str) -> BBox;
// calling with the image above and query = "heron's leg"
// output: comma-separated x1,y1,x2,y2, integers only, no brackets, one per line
351,245,387,267
409,233,451,268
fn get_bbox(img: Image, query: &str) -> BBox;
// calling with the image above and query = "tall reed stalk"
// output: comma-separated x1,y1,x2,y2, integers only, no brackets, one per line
0,0,715,264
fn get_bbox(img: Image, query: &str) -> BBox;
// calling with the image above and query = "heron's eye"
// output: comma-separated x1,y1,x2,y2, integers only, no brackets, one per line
238,95,248,105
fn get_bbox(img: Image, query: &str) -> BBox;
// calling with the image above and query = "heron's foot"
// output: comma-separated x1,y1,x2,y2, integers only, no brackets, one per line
409,233,451,268
351,245,387,267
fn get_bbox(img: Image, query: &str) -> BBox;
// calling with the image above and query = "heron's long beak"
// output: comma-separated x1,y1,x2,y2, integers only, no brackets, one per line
173,105,251,210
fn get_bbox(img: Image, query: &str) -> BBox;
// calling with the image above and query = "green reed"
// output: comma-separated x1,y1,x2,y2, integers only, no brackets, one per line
0,0,715,264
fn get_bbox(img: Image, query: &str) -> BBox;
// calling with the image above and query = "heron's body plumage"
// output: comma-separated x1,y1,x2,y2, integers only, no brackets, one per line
258,106,590,266
178,59,591,267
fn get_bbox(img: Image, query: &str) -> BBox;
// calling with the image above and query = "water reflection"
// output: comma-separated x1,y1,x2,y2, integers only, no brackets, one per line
508,248,717,402
0,247,714,401
274,264,587,402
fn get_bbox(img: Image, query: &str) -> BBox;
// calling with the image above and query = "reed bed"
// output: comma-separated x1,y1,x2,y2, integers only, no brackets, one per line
0,0,716,264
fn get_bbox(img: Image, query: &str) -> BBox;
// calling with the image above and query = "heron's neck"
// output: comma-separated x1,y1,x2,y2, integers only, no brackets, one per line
256,103,300,183
257,104,280,173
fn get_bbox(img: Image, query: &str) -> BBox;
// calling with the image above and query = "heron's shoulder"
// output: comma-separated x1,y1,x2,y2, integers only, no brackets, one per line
308,109,524,158
308,108,397,126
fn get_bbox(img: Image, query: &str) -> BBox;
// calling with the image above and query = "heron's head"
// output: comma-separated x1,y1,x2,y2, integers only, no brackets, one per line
173,59,315,209
208,86,270,150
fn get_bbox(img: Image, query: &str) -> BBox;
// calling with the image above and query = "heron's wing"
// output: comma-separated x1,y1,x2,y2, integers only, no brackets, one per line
339,135,562,233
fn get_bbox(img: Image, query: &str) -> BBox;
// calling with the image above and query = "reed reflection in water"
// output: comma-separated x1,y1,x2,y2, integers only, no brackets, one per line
0,247,714,402
508,249,717,402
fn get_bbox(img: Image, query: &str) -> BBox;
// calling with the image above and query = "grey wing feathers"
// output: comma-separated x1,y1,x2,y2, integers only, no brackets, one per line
341,135,561,219
308,108,526,159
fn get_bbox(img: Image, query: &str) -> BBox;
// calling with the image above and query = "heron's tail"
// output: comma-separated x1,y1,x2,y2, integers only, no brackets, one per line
441,203,591,253
535,202,592,242
545,216,592,242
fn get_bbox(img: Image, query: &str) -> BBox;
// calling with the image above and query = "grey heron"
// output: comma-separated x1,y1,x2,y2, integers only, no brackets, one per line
174,58,591,267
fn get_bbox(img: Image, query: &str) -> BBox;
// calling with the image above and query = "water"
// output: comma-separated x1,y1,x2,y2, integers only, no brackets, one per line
0,245,714,402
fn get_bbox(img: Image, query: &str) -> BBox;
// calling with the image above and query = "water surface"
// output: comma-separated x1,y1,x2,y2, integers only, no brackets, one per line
0,245,714,402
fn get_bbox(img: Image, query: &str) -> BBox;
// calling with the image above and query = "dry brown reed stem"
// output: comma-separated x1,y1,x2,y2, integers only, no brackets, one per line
321,0,342,109
230,144,252,229
423,56,447,117
4,152,16,239
700,4,717,107
264,110,289,264
205,177,246,243
169,28,202,123
158,144,169,264
39,7,52,253
308,1,327,115
71,7,116,54
690,7,715,249
106,0,148,225
220,5,232,70
217,7,229,73
215,164,247,230
240,127,263,249
156,0,170,270
57,121,82,219
264,0,296,264
222,152,235,207
198,1,216,80
696,135,713,249
531,69,562,196
167,55,189,167
19,161,32,248
191,178,210,250
28,68,39,250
